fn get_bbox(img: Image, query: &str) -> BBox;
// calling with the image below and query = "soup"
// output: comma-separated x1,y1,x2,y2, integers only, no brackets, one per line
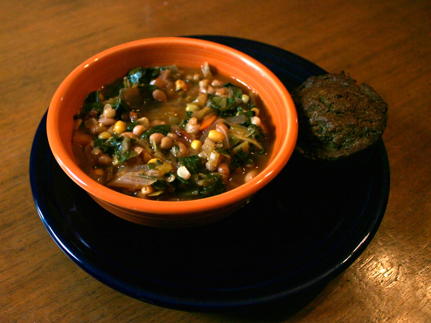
72,63,273,200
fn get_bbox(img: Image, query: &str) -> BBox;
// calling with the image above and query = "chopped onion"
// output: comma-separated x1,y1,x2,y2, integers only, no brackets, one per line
224,114,247,125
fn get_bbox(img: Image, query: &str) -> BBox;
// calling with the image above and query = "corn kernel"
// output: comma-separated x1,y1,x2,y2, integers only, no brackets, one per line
175,80,187,91
113,120,126,134
242,94,250,104
177,166,191,180
141,186,154,195
208,130,224,142
186,103,200,112
191,140,202,150
98,131,112,139
251,107,260,116
148,158,162,165
112,156,120,166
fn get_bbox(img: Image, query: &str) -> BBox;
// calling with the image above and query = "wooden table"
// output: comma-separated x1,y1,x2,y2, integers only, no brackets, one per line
2,0,430,321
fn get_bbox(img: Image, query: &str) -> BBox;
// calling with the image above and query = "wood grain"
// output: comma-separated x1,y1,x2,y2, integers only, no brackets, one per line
1,0,430,321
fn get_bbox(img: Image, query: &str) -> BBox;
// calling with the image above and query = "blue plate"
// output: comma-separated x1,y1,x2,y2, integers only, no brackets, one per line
30,36,390,311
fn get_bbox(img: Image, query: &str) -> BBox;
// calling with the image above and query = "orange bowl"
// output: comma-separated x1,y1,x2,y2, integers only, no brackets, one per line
47,37,298,228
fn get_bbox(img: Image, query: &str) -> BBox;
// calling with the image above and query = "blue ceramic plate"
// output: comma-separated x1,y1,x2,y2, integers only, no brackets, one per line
30,36,390,311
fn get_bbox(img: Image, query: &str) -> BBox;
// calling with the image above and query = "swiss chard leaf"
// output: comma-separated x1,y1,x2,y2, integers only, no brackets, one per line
223,82,243,98
229,150,254,172
177,155,203,175
83,102,104,114
199,173,225,198
93,135,136,164
127,67,160,85
142,125,171,138
209,95,239,117
138,84,159,105
112,97,131,114
82,90,103,113
153,179,169,190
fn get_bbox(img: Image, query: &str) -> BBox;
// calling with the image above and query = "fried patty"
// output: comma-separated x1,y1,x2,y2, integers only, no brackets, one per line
292,72,388,160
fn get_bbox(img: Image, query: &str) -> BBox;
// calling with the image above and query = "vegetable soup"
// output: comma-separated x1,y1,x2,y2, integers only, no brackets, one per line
72,63,273,200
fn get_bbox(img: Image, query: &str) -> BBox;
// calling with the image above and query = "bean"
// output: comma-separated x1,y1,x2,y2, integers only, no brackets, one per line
149,133,164,145
251,116,261,126
89,123,106,135
245,170,258,183
98,117,116,126
97,154,112,165
152,89,167,102
215,87,229,97
160,136,173,150
167,132,179,141
205,162,217,172
218,163,230,175
207,86,215,95
138,117,149,126
195,93,208,107
172,141,188,157
199,79,209,87
91,147,102,156
121,132,137,139
102,104,116,118
151,119,167,126
132,125,146,136
211,80,221,87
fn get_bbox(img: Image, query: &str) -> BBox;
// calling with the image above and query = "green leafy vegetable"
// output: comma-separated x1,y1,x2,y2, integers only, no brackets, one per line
126,120,139,131
93,135,137,164
127,67,160,85
138,84,159,105
153,179,169,190
223,82,243,98
142,125,171,138
199,173,225,198
177,155,203,175
229,151,254,172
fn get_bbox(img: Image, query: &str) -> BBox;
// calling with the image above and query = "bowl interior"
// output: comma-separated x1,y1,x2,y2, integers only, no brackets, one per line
47,37,297,215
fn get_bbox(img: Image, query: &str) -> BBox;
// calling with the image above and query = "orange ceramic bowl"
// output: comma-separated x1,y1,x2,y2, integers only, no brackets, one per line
47,37,298,228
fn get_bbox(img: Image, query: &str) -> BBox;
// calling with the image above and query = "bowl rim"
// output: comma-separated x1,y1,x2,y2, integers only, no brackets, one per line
47,37,298,215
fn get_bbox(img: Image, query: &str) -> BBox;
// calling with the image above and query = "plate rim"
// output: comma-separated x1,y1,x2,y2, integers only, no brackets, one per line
30,35,390,311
